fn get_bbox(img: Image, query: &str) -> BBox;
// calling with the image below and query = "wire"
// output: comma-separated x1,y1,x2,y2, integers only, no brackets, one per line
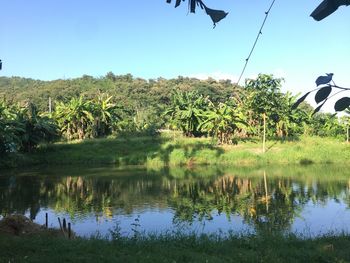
236,0,277,85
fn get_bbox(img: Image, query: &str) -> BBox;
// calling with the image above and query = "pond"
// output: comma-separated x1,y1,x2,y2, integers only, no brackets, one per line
1,165,350,238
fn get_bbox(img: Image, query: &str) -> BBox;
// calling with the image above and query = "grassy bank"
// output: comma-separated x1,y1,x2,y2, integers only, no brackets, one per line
1,232,350,262
2,134,350,168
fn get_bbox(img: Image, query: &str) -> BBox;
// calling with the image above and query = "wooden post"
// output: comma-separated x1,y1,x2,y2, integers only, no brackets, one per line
347,125,349,143
63,218,67,231
68,223,71,239
262,113,266,153
45,213,48,228
49,97,52,114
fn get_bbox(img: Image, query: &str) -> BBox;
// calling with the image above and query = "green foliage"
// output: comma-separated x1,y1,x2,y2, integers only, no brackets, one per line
2,232,350,263
198,100,247,144
164,90,209,136
0,100,58,154
16,103,59,152
54,94,121,140
0,74,348,148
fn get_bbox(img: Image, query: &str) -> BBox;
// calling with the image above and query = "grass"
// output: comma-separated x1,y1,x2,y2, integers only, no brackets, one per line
1,134,350,168
1,232,350,262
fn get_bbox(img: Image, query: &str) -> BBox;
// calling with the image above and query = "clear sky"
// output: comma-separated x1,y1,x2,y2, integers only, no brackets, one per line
1,0,350,110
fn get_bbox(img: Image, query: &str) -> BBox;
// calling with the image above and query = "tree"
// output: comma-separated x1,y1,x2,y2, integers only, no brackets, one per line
91,93,119,137
16,102,58,152
0,101,23,154
54,96,94,140
0,100,58,154
164,90,208,137
340,109,350,142
244,74,284,152
198,100,247,144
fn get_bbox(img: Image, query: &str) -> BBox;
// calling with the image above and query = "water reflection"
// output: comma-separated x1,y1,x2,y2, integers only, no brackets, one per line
1,165,350,237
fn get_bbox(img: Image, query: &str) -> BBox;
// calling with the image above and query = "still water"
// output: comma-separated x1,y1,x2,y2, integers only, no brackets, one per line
1,165,350,237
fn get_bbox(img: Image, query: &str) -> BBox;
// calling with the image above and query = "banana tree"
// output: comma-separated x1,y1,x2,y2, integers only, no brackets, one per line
0,101,24,153
54,97,94,140
164,90,208,137
16,102,59,152
199,101,247,144
91,93,119,137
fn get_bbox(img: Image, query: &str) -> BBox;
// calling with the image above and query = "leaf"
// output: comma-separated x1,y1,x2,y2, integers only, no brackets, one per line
292,92,310,110
204,6,228,27
315,85,332,103
167,0,228,27
334,97,350,112
315,73,333,86
310,1,340,21
190,0,196,13
175,0,182,8
312,101,326,116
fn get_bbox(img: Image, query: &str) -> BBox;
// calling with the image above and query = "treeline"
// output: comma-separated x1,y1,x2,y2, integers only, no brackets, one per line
0,73,349,155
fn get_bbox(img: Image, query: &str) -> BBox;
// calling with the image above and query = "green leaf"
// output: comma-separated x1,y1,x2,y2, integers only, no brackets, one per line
334,97,350,112
315,85,332,104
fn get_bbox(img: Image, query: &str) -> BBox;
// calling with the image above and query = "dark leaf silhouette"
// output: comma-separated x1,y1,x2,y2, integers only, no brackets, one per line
203,6,229,27
310,0,350,21
312,101,326,116
315,85,332,104
166,0,228,27
292,92,310,110
0,60,2,70
334,97,350,112
190,0,196,12
175,0,182,8
315,73,333,86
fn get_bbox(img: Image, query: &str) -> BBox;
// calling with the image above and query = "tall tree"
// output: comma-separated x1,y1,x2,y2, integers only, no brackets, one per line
244,74,284,152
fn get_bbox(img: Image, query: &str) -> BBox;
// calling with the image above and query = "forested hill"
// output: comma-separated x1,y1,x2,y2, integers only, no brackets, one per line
0,73,236,111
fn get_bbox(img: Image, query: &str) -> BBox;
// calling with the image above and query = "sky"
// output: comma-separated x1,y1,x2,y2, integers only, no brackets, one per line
1,0,350,111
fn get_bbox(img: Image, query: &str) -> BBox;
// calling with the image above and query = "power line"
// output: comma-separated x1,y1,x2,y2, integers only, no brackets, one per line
236,0,277,85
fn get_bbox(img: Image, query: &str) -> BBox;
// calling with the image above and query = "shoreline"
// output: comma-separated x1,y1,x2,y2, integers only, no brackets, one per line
1,135,350,169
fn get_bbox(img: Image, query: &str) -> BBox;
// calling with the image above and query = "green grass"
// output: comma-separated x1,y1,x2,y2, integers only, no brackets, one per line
1,232,350,262
2,134,350,168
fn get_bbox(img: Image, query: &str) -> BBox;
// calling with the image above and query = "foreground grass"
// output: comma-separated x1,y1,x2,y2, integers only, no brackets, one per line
1,232,350,263
2,134,350,168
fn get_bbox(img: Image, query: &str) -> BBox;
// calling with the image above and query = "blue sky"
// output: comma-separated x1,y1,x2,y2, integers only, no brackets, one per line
1,0,350,110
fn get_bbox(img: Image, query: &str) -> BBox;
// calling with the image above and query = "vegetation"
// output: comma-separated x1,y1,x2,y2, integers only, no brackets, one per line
1,73,349,168
0,100,58,154
0,135,348,170
1,232,350,263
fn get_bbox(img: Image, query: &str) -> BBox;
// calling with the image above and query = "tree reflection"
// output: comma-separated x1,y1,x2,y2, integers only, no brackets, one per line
0,166,349,234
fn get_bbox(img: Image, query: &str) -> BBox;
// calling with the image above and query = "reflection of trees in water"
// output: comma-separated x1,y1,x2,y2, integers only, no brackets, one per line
168,174,350,234
0,169,349,234
0,176,54,220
